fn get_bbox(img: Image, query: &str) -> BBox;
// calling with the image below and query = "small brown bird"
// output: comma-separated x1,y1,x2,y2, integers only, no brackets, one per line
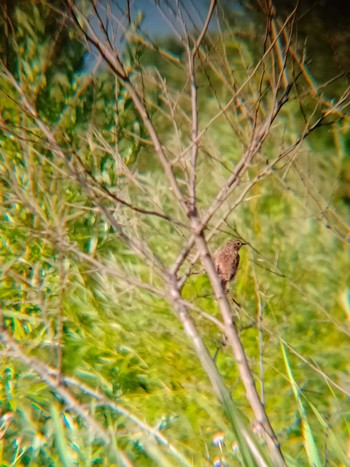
215,238,246,290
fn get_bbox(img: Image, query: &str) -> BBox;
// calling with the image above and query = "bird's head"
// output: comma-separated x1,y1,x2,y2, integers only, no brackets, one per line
230,238,246,251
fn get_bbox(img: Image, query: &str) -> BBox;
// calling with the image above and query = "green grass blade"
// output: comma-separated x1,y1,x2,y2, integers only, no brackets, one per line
281,342,322,467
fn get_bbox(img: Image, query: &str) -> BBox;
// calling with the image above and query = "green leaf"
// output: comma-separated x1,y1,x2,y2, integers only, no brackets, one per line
281,342,322,467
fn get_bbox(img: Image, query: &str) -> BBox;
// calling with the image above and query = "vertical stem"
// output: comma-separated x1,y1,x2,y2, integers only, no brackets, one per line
191,220,285,466
253,268,265,406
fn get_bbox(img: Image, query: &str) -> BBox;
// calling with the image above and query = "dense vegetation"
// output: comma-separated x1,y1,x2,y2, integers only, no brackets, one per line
0,1,349,466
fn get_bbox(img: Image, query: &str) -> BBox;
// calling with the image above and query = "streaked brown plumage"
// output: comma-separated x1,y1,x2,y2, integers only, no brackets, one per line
215,238,246,290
